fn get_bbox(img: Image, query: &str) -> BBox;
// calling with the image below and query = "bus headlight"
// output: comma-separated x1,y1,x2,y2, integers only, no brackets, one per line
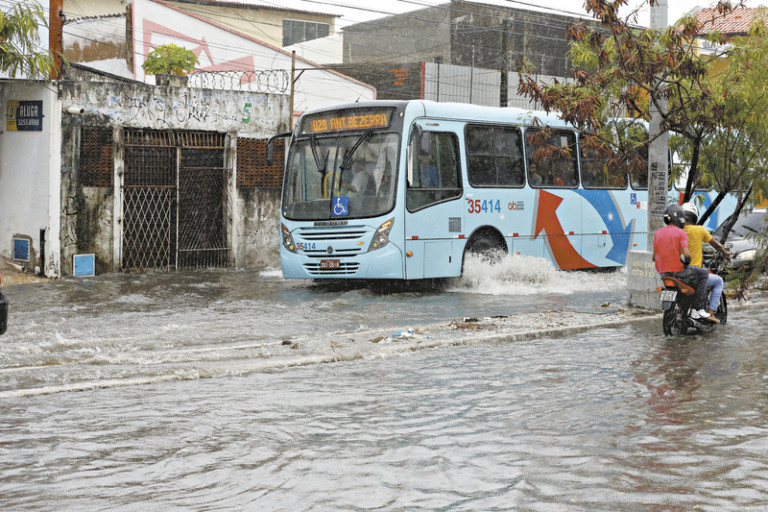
368,218,394,252
282,224,297,253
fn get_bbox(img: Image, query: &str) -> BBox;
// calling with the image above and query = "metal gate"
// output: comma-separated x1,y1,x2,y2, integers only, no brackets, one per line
121,130,228,271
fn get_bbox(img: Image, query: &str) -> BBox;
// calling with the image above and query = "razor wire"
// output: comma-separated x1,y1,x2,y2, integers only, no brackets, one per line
189,70,290,94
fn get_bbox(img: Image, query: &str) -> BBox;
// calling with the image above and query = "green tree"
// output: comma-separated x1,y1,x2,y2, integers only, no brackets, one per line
670,10,768,228
517,0,768,229
517,0,768,294
141,43,198,76
685,17,768,296
0,0,57,79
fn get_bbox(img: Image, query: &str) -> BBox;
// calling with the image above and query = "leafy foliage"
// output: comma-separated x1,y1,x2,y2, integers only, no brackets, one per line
0,0,57,79
141,43,199,76
517,0,768,231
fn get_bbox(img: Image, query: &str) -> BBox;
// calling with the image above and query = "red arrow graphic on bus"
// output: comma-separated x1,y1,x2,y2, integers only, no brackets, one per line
534,190,597,270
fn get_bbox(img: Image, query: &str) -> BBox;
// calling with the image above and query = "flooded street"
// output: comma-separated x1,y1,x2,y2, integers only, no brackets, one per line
1,256,768,510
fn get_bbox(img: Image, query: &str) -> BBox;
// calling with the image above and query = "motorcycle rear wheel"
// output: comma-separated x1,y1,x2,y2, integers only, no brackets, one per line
662,301,684,336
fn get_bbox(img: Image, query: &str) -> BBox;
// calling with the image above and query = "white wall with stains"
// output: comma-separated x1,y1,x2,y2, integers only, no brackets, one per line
0,82,62,277
56,78,288,275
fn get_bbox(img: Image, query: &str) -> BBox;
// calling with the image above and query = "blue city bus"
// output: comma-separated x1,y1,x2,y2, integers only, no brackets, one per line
279,100,735,279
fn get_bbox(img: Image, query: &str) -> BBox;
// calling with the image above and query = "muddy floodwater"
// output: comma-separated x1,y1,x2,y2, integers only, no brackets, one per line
1,255,767,511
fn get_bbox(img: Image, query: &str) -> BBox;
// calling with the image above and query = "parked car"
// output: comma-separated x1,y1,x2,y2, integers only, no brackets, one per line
0,271,7,335
704,209,767,272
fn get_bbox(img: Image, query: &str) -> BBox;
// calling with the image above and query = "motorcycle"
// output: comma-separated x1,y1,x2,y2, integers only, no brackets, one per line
660,257,728,336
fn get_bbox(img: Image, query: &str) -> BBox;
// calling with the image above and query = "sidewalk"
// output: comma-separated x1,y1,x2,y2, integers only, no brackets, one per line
0,260,49,286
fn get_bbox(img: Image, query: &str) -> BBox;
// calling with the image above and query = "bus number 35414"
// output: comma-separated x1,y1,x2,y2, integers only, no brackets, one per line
467,198,502,214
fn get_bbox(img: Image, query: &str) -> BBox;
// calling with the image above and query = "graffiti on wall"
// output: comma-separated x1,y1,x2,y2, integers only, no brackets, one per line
63,194,78,248
100,90,272,131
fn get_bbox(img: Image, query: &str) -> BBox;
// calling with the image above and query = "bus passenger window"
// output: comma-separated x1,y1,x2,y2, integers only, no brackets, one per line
627,139,648,189
525,129,578,188
580,141,628,189
614,122,649,190
406,130,462,211
629,160,648,189
465,124,524,187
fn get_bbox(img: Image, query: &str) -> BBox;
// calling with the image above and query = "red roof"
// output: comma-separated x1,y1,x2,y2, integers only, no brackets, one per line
696,7,768,35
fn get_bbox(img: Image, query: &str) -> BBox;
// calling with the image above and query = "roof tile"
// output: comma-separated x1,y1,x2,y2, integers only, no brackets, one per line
696,7,768,35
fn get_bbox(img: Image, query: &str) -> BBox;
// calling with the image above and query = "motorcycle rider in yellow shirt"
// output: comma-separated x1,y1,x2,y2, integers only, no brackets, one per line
681,202,731,323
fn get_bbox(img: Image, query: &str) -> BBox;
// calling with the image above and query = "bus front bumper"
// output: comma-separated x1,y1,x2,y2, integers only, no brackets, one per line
280,244,404,280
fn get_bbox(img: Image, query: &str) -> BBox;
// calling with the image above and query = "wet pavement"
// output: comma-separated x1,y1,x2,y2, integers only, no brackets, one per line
1,256,767,510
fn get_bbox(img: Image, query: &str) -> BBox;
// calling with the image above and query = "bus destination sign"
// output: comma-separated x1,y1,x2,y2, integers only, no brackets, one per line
301,108,393,135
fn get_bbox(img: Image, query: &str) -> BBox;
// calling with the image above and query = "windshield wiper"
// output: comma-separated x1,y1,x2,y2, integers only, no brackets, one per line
339,130,373,172
309,135,328,174
743,225,760,234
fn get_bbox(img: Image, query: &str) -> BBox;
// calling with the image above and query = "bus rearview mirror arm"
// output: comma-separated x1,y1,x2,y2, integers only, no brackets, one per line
266,132,292,165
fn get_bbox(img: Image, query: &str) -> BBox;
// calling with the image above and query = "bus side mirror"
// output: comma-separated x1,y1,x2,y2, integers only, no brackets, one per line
266,132,292,165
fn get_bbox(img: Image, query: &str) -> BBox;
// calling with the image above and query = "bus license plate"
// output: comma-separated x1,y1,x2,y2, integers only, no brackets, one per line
320,259,340,270
660,290,677,302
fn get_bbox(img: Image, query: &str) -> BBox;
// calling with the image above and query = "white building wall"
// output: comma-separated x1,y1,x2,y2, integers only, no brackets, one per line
131,0,375,116
284,34,343,65
63,0,124,18
0,82,61,277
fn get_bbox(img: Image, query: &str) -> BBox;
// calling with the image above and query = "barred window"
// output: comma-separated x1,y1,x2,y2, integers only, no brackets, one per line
80,127,113,187
237,137,285,188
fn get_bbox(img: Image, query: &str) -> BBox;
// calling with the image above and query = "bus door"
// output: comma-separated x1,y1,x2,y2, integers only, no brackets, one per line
403,122,464,279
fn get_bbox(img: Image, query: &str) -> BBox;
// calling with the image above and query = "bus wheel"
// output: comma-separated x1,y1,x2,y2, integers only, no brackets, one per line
464,231,507,262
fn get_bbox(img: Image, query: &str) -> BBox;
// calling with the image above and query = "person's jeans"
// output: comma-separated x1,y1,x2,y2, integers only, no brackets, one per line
705,272,724,312
663,266,709,310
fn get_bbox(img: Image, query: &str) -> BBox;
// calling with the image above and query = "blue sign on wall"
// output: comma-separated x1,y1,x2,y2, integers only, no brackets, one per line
73,254,95,277
13,238,30,261
6,100,43,131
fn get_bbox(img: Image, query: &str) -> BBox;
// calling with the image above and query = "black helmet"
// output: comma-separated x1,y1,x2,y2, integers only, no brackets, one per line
681,202,699,225
663,204,686,228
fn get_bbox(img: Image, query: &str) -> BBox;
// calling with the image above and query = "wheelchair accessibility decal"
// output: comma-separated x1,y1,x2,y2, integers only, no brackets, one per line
332,196,349,217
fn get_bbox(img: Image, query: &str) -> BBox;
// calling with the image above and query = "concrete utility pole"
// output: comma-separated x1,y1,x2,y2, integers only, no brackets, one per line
647,0,669,249
626,0,668,310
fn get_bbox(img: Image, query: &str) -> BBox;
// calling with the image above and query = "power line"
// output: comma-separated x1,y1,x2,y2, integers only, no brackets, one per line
6,0,713,105
54,0,584,71
52,0,590,65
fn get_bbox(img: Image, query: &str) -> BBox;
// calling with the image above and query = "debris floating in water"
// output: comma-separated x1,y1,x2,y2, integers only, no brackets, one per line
392,329,414,339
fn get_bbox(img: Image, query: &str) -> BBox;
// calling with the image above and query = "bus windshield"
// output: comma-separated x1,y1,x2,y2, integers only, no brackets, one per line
282,132,399,220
